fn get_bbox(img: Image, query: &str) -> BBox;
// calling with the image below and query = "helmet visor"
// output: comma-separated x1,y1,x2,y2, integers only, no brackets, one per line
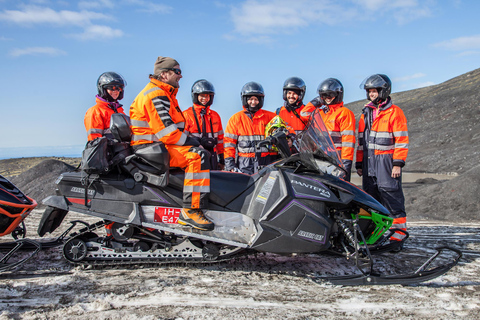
360,74,388,90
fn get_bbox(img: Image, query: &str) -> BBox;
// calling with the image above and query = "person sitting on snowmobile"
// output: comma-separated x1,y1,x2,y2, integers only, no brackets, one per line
84,72,127,141
224,82,278,175
183,79,225,170
129,56,214,231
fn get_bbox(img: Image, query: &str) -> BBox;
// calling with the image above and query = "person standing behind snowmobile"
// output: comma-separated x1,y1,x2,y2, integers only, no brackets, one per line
224,82,277,175
183,79,225,170
315,78,356,181
356,74,408,245
129,56,214,231
84,72,126,141
276,77,312,135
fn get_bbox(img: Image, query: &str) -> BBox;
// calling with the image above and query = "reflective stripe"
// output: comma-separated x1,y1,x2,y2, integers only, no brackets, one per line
238,146,269,153
144,87,162,96
358,132,364,139
224,142,236,148
393,223,407,229
373,131,394,139
131,119,149,127
393,131,409,137
300,111,311,117
224,132,238,140
155,124,178,139
175,132,188,146
238,135,264,141
368,144,394,151
131,134,158,141
177,121,185,129
329,131,341,137
341,130,355,136
217,130,224,135
87,128,103,135
185,172,211,180
184,185,211,193
342,142,355,148
395,143,409,149
217,139,224,144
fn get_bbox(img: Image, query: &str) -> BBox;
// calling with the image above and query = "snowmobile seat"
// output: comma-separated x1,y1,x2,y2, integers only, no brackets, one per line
168,170,256,208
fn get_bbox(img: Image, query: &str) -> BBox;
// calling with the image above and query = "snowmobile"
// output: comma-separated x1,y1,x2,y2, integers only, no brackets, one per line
0,174,42,272
37,109,461,285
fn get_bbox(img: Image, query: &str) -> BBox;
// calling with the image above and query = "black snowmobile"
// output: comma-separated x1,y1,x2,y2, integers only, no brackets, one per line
0,174,42,272
37,110,461,285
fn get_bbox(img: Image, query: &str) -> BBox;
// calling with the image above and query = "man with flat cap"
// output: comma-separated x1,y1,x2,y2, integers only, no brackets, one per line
130,56,214,231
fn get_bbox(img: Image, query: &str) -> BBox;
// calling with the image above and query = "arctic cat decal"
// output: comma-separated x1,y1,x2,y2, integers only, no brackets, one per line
287,173,333,200
154,207,180,224
297,230,325,242
70,187,95,196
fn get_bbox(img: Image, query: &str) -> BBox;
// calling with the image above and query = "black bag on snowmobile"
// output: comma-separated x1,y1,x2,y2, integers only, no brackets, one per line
80,136,111,174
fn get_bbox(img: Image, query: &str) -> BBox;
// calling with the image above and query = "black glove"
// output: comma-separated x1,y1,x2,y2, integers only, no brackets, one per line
184,136,201,147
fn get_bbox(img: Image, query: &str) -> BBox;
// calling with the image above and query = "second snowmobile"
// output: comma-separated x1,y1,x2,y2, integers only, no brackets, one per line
37,110,461,285
0,174,41,272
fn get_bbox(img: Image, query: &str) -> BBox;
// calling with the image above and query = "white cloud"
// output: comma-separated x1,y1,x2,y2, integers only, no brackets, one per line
123,0,173,14
9,47,67,57
433,35,480,51
0,5,123,41
0,6,111,26
455,50,480,57
394,73,426,82
229,0,433,40
69,24,124,40
230,0,355,37
413,81,435,88
78,0,115,10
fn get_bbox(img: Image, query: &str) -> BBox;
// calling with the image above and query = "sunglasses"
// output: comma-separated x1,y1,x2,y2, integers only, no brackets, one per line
105,85,123,91
320,92,337,99
166,68,182,75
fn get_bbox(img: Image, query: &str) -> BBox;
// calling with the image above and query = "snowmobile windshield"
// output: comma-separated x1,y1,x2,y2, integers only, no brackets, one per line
296,109,346,178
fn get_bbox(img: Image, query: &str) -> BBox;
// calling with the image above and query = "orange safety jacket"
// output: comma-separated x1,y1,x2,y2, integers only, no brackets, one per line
183,104,224,156
319,102,356,162
356,99,409,175
84,97,125,141
224,107,278,174
276,104,312,135
130,78,188,146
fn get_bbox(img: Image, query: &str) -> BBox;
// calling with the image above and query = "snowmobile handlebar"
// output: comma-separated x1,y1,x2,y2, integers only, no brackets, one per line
256,130,292,159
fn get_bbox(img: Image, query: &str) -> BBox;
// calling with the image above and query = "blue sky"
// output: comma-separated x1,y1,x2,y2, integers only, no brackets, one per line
0,0,479,157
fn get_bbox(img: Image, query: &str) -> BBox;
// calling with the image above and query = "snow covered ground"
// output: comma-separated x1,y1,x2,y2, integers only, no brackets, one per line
1,209,479,319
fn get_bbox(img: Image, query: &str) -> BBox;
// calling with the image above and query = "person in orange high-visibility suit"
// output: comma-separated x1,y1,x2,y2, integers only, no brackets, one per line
130,56,213,231
224,82,278,175
310,78,356,181
356,74,409,248
84,72,127,141
183,79,224,170
276,77,312,136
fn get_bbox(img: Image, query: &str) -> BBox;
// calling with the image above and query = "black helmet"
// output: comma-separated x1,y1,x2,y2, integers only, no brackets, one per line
241,81,265,113
361,74,391,103
97,72,126,102
191,79,215,106
318,78,344,105
282,76,306,103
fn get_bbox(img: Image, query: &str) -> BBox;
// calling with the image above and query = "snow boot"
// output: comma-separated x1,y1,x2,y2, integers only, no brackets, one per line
178,209,214,231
